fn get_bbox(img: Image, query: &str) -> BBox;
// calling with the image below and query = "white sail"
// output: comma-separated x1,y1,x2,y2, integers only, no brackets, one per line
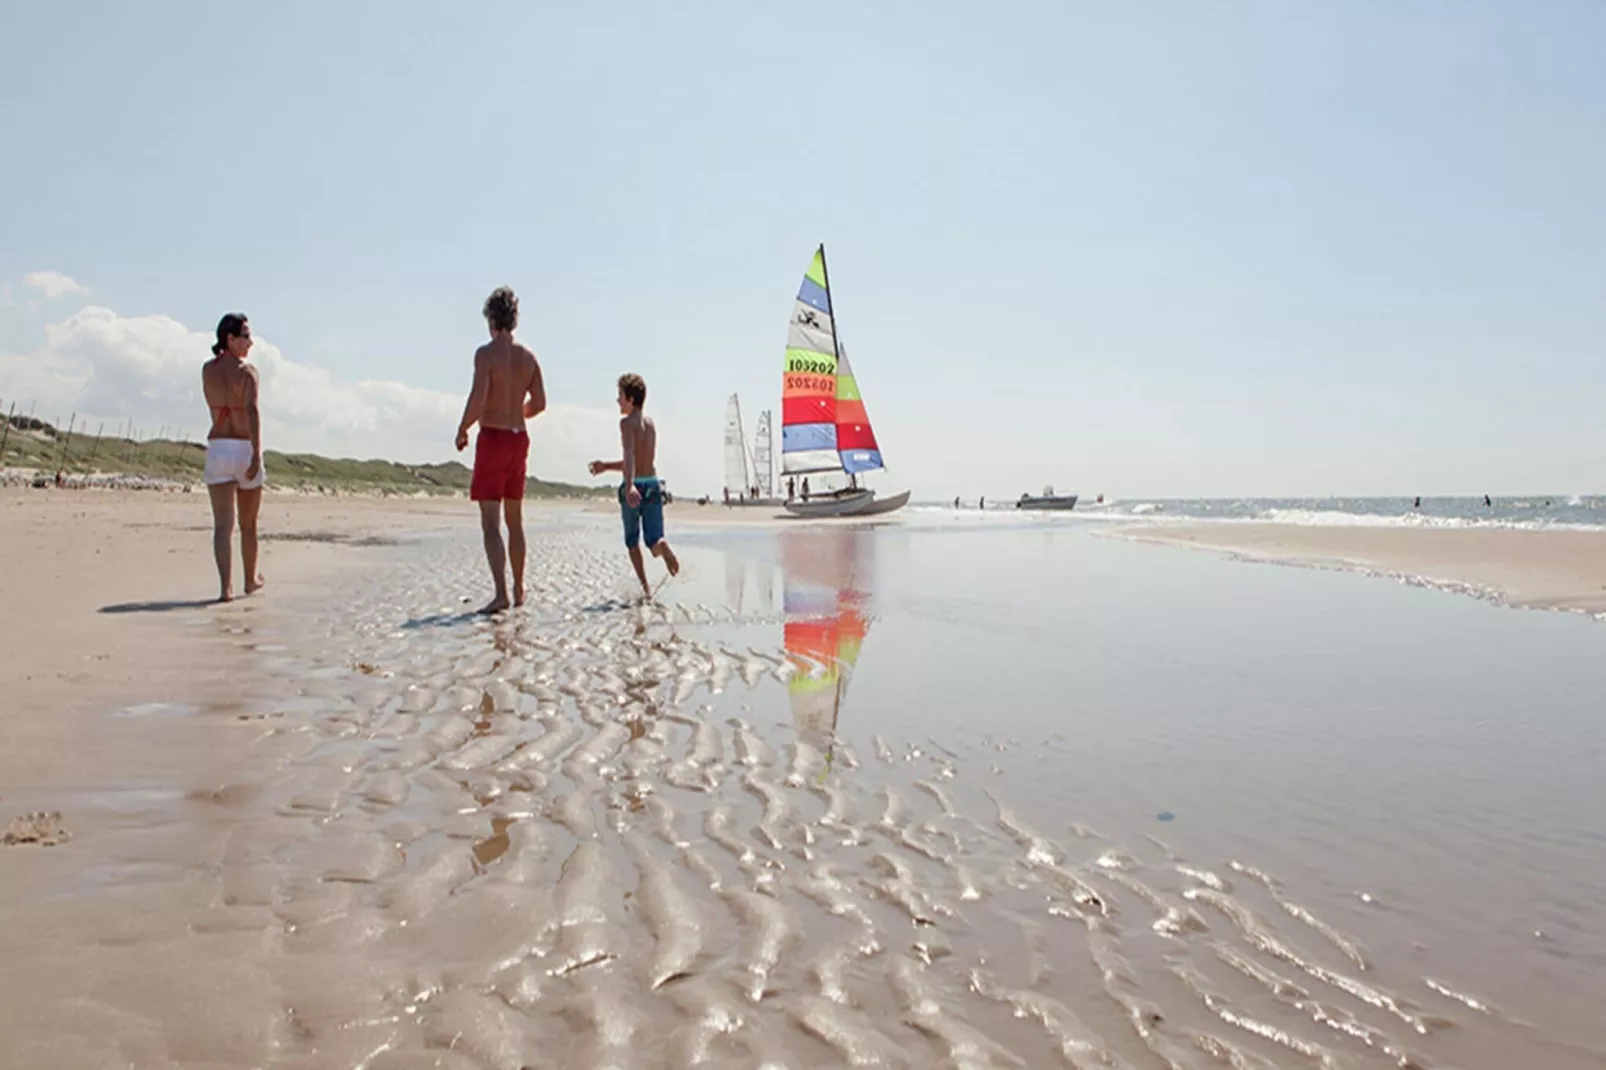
753,410,775,499
723,394,751,496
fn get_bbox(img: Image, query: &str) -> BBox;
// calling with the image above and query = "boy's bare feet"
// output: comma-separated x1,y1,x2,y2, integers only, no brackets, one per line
218,589,234,604
245,574,266,595
513,582,525,608
479,595,510,615
661,543,680,577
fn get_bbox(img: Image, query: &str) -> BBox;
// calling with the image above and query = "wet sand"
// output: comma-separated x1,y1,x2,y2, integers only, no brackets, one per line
1110,522,1606,617
4,500,1604,1068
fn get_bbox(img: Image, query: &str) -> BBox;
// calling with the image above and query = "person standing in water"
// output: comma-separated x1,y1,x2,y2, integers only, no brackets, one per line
456,287,546,614
201,313,265,602
589,373,679,598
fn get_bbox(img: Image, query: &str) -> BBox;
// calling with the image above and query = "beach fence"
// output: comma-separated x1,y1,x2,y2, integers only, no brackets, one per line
0,401,207,488
0,400,15,467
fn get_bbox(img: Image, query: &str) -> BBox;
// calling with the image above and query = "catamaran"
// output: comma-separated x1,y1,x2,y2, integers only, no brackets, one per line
722,394,782,505
780,244,910,518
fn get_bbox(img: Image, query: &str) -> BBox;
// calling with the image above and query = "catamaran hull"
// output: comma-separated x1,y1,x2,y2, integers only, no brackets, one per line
851,489,911,516
1016,495,1079,511
782,488,909,518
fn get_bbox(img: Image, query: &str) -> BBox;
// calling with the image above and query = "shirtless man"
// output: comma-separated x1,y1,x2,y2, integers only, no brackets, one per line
589,373,680,598
201,312,264,602
455,287,546,613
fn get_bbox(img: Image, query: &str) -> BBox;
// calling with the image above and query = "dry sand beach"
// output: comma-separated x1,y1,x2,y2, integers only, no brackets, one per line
1109,522,1606,618
3,489,1605,1069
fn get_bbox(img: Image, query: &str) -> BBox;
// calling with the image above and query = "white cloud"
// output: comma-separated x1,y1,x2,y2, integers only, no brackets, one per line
22,271,90,300
0,304,669,486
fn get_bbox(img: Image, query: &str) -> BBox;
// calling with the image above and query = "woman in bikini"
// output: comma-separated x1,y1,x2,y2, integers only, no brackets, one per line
201,313,265,602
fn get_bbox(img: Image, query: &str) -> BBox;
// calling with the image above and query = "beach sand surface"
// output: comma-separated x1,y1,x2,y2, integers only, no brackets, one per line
3,493,1604,1068
0,488,465,1068
1112,521,1606,615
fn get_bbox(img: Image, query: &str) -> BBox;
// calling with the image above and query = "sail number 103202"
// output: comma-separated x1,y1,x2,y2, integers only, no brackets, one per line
785,373,834,394
786,354,835,375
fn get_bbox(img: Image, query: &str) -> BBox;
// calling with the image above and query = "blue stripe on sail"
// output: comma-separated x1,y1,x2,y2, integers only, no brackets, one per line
840,448,883,475
796,277,831,314
782,422,837,452
784,588,836,615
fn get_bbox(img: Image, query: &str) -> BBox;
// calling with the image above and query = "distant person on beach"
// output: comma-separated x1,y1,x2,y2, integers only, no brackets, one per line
588,373,680,599
1413,496,1421,509
201,313,265,602
455,287,546,614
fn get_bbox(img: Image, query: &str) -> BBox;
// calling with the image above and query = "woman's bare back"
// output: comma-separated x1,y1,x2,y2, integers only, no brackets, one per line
203,357,256,440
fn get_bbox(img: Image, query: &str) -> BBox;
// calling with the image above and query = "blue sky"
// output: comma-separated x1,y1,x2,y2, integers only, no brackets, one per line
2,1,1603,498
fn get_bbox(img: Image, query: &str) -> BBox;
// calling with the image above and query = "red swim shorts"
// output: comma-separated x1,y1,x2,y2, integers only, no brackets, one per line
470,427,529,501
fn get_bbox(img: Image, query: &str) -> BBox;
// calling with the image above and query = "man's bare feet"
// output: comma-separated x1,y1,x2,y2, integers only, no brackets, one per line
660,543,680,577
245,574,266,595
513,583,525,608
217,590,234,604
479,595,511,615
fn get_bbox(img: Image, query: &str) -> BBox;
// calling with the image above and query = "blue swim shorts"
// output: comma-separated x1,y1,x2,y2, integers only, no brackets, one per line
619,477,665,549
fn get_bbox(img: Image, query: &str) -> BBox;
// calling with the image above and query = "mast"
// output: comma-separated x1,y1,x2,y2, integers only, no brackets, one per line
817,243,844,370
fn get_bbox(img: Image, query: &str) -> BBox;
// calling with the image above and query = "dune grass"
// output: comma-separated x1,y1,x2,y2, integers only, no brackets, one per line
0,419,609,499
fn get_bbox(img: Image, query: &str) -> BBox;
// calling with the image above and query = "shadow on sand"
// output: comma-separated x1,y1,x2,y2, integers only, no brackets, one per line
99,598,218,614
399,610,481,630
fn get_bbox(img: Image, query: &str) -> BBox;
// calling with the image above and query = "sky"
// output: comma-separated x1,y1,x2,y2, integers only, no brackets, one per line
2,0,1603,499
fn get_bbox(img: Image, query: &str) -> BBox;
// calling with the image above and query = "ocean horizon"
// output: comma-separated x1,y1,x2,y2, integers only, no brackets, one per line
905,493,1606,531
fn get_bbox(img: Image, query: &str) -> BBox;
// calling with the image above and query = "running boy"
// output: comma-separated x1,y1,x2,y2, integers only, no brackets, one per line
589,373,679,597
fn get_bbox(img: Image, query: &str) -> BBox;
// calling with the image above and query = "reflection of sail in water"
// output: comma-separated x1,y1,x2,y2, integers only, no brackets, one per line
781,528,875,740
725,554,746,616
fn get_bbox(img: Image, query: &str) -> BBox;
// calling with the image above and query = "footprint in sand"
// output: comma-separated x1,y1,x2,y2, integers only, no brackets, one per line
2,811,71,846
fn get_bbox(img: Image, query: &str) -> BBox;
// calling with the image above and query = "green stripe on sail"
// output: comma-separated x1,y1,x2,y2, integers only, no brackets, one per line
784,346,837,374
836,374,860,402
805,249,827,289
789,672,837,695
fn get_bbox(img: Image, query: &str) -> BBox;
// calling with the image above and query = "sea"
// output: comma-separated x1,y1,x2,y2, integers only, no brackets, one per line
912,493,1606,530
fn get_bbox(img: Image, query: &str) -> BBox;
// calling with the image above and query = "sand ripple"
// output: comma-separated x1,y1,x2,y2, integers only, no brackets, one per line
51,524,1569,1068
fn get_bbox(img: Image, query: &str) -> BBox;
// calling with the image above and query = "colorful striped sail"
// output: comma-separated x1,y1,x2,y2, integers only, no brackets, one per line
834,343,883,475
782,528,873,739
780,245,841,475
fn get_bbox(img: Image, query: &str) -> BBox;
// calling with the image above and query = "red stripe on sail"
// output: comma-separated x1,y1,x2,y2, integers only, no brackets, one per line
785,619,839,663
783,396,835,426
838,606,868,646
836,421,879,451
